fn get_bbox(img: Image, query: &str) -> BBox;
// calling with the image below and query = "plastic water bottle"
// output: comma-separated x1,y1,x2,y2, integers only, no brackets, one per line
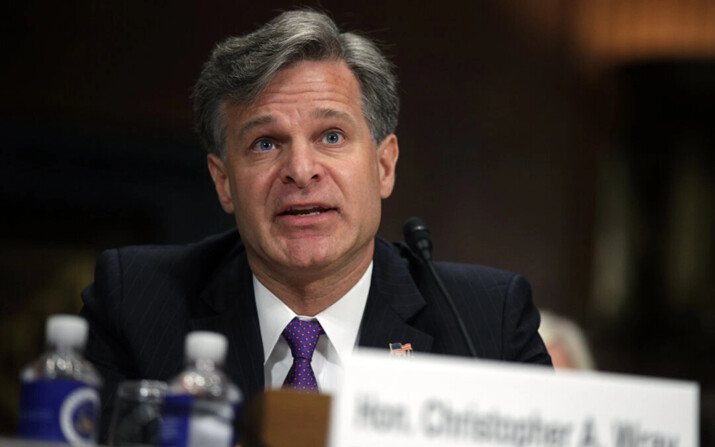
18,314,102,446
158,331,242,447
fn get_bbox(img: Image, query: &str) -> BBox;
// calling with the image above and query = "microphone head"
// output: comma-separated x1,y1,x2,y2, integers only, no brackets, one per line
403,216,432,260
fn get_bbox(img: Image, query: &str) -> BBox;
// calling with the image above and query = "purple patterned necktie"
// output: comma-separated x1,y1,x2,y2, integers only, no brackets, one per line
282,317,324,392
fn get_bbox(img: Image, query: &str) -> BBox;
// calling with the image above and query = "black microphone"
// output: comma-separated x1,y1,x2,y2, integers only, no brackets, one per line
403,217,478,358
403,217,433,261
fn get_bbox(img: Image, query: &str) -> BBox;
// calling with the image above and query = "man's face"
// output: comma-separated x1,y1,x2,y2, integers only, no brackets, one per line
208,60,398,282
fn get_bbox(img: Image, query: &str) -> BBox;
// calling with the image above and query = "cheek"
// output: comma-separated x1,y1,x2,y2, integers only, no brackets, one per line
229,171,268,221
346,164,384,220
334,161,380,201
232,167,272,199
344,153,381,184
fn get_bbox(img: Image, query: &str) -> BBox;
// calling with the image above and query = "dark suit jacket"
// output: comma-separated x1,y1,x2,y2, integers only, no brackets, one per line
80,229,551,439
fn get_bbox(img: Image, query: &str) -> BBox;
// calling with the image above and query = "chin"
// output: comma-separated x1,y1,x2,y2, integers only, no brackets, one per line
280,240,348,270
282,250,338,271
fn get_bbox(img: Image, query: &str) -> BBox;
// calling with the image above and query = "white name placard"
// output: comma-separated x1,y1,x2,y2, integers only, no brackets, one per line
328,350,699,447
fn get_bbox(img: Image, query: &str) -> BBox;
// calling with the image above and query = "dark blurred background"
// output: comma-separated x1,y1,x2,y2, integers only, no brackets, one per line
1,0,713,441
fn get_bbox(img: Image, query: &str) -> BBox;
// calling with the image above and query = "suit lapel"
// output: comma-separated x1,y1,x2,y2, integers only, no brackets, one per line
185,236,432,400
358,238,433,353
189,242,265,403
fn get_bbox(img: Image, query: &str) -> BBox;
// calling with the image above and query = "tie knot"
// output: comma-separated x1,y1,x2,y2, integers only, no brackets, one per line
282,318,324,360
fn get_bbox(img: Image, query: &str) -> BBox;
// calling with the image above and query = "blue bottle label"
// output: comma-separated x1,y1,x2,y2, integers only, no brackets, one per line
158,394,193,447
158,394,235,447
18,379,99,446
232,401,242,445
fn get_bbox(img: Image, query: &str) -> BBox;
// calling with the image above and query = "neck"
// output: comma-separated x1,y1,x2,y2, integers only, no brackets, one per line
249,246,374,316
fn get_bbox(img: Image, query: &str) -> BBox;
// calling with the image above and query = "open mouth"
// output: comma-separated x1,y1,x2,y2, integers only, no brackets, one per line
280,206,336,217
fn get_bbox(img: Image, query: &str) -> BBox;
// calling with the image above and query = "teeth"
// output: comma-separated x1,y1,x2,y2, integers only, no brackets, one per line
284,206,327,216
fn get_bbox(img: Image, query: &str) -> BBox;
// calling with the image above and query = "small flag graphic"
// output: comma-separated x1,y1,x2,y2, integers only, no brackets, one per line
389,342,413,357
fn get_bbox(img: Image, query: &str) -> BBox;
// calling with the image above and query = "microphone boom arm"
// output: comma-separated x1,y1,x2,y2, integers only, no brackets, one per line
403,217,478,358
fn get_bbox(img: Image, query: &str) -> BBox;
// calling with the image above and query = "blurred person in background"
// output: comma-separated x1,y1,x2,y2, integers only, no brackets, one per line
539,310,595,370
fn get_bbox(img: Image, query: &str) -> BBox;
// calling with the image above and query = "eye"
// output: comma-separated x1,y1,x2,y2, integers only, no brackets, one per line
253,139,275,152
322,131,344,145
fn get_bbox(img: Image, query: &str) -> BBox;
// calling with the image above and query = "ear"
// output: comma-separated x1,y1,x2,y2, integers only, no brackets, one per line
377,134,399,199
207,153,235,214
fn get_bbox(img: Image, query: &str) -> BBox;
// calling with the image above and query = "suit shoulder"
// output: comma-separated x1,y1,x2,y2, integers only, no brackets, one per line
376,237,524,299
108,229,242,267
435,261,524,304
92,229,244,292
434,261,518,285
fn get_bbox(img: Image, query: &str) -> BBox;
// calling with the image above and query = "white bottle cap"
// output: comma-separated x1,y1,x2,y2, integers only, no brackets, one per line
185,331,228,363
46,315,88,349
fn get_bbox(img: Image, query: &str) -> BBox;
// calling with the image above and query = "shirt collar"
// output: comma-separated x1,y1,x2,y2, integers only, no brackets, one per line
254,262,373,365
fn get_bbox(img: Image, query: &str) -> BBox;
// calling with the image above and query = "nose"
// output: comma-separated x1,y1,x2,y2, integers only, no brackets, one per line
280,140,323,188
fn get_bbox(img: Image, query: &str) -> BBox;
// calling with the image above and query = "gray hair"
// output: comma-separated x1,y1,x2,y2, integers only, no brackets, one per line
193,9,400,157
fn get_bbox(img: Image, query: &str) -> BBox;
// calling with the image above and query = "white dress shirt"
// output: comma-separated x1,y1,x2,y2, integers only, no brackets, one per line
254,262,372,394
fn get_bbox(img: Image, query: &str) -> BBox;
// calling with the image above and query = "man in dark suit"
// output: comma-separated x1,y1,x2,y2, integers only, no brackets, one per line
81,8,551,441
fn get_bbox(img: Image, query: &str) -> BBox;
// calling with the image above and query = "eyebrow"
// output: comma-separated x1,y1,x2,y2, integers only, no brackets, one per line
311,108,358,126
235,108,358,141
236,115,276,141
